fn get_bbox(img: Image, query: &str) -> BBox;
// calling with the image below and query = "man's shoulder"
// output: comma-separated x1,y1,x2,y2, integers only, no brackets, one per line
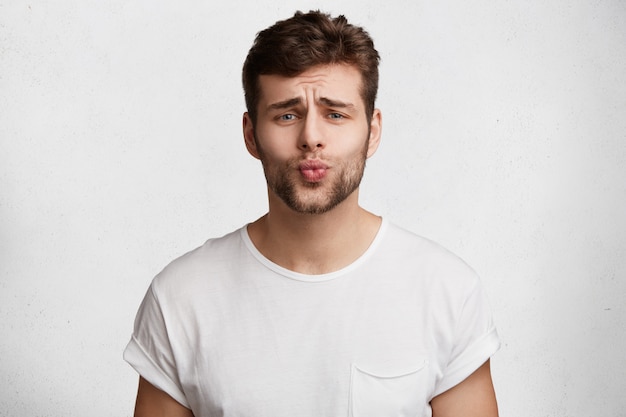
380,222,480,284
150,225,247,292
383,222,463,258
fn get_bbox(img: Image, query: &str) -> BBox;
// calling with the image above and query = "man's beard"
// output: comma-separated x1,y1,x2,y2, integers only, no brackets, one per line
256,137,369,215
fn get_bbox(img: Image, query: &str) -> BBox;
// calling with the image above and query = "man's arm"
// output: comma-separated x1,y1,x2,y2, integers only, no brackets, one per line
133,377,194,417
430,359,498,417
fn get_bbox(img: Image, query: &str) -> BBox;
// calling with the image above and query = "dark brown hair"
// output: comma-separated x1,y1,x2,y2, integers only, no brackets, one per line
242,10,380,124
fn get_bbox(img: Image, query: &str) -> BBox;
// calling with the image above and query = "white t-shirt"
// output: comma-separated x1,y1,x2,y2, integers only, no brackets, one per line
124,219,499,417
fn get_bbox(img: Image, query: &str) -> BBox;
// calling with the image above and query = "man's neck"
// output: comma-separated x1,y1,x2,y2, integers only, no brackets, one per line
247,192,381,275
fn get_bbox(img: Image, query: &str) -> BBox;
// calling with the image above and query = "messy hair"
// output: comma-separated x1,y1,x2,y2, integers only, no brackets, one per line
242,10,380,124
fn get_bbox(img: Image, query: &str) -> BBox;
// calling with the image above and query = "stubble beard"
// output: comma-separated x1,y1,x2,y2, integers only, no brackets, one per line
256,136,370,215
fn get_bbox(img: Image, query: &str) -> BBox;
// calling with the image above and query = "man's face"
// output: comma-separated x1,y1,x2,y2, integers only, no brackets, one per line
243,64,381,215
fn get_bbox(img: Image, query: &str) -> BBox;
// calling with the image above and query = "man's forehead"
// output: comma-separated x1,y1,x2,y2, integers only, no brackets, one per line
257,64,364,105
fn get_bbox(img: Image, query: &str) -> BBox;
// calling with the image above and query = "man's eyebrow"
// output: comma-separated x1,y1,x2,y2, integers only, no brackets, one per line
266,96,357,111
318,97,357,110
267,97,302,110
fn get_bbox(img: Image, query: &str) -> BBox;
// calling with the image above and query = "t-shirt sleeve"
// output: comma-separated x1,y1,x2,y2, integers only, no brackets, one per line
123,283,190,408
433,276,500,396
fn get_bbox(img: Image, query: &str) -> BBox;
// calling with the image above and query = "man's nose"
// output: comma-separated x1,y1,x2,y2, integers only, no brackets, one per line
299,114,325,151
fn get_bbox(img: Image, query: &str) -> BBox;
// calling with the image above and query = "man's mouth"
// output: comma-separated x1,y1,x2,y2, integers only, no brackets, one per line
299,160,328,182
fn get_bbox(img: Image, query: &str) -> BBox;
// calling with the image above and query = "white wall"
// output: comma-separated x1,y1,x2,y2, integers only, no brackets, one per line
1,1,624,416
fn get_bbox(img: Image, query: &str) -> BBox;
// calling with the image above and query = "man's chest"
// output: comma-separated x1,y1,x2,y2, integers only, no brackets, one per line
174,284,439,417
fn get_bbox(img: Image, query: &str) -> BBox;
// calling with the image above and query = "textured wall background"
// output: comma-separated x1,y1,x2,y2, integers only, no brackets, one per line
1,1,625,416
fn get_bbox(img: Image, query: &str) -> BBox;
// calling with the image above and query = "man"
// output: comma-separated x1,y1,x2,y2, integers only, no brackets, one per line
124,10,500,417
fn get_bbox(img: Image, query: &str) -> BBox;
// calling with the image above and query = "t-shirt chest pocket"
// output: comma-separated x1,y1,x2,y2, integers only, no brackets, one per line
349,360,429,417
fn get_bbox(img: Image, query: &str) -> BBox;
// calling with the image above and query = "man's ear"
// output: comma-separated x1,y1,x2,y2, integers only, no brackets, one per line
366,109,382,158
243,112,260,159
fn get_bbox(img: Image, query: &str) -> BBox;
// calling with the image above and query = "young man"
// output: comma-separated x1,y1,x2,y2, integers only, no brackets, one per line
124,11,500,417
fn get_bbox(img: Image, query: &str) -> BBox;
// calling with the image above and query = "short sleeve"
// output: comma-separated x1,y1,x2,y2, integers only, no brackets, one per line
123,283,190,408
433,277,500,396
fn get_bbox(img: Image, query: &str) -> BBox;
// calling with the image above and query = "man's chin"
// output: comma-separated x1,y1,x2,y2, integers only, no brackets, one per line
286,195,346,215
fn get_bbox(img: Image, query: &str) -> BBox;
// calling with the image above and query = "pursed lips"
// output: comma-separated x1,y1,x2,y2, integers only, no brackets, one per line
299,160,328,182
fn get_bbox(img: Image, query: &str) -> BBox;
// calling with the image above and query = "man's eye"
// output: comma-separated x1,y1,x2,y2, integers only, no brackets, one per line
280,114,296,121
328,113,344,119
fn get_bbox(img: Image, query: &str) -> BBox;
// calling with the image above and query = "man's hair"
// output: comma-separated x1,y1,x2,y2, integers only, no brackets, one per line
242,10,380,124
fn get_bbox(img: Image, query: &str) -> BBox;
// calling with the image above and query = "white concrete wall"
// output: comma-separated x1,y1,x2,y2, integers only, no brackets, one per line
1,1,625,415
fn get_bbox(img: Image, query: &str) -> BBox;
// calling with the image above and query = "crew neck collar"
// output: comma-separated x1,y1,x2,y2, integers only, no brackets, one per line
240,218,388,282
